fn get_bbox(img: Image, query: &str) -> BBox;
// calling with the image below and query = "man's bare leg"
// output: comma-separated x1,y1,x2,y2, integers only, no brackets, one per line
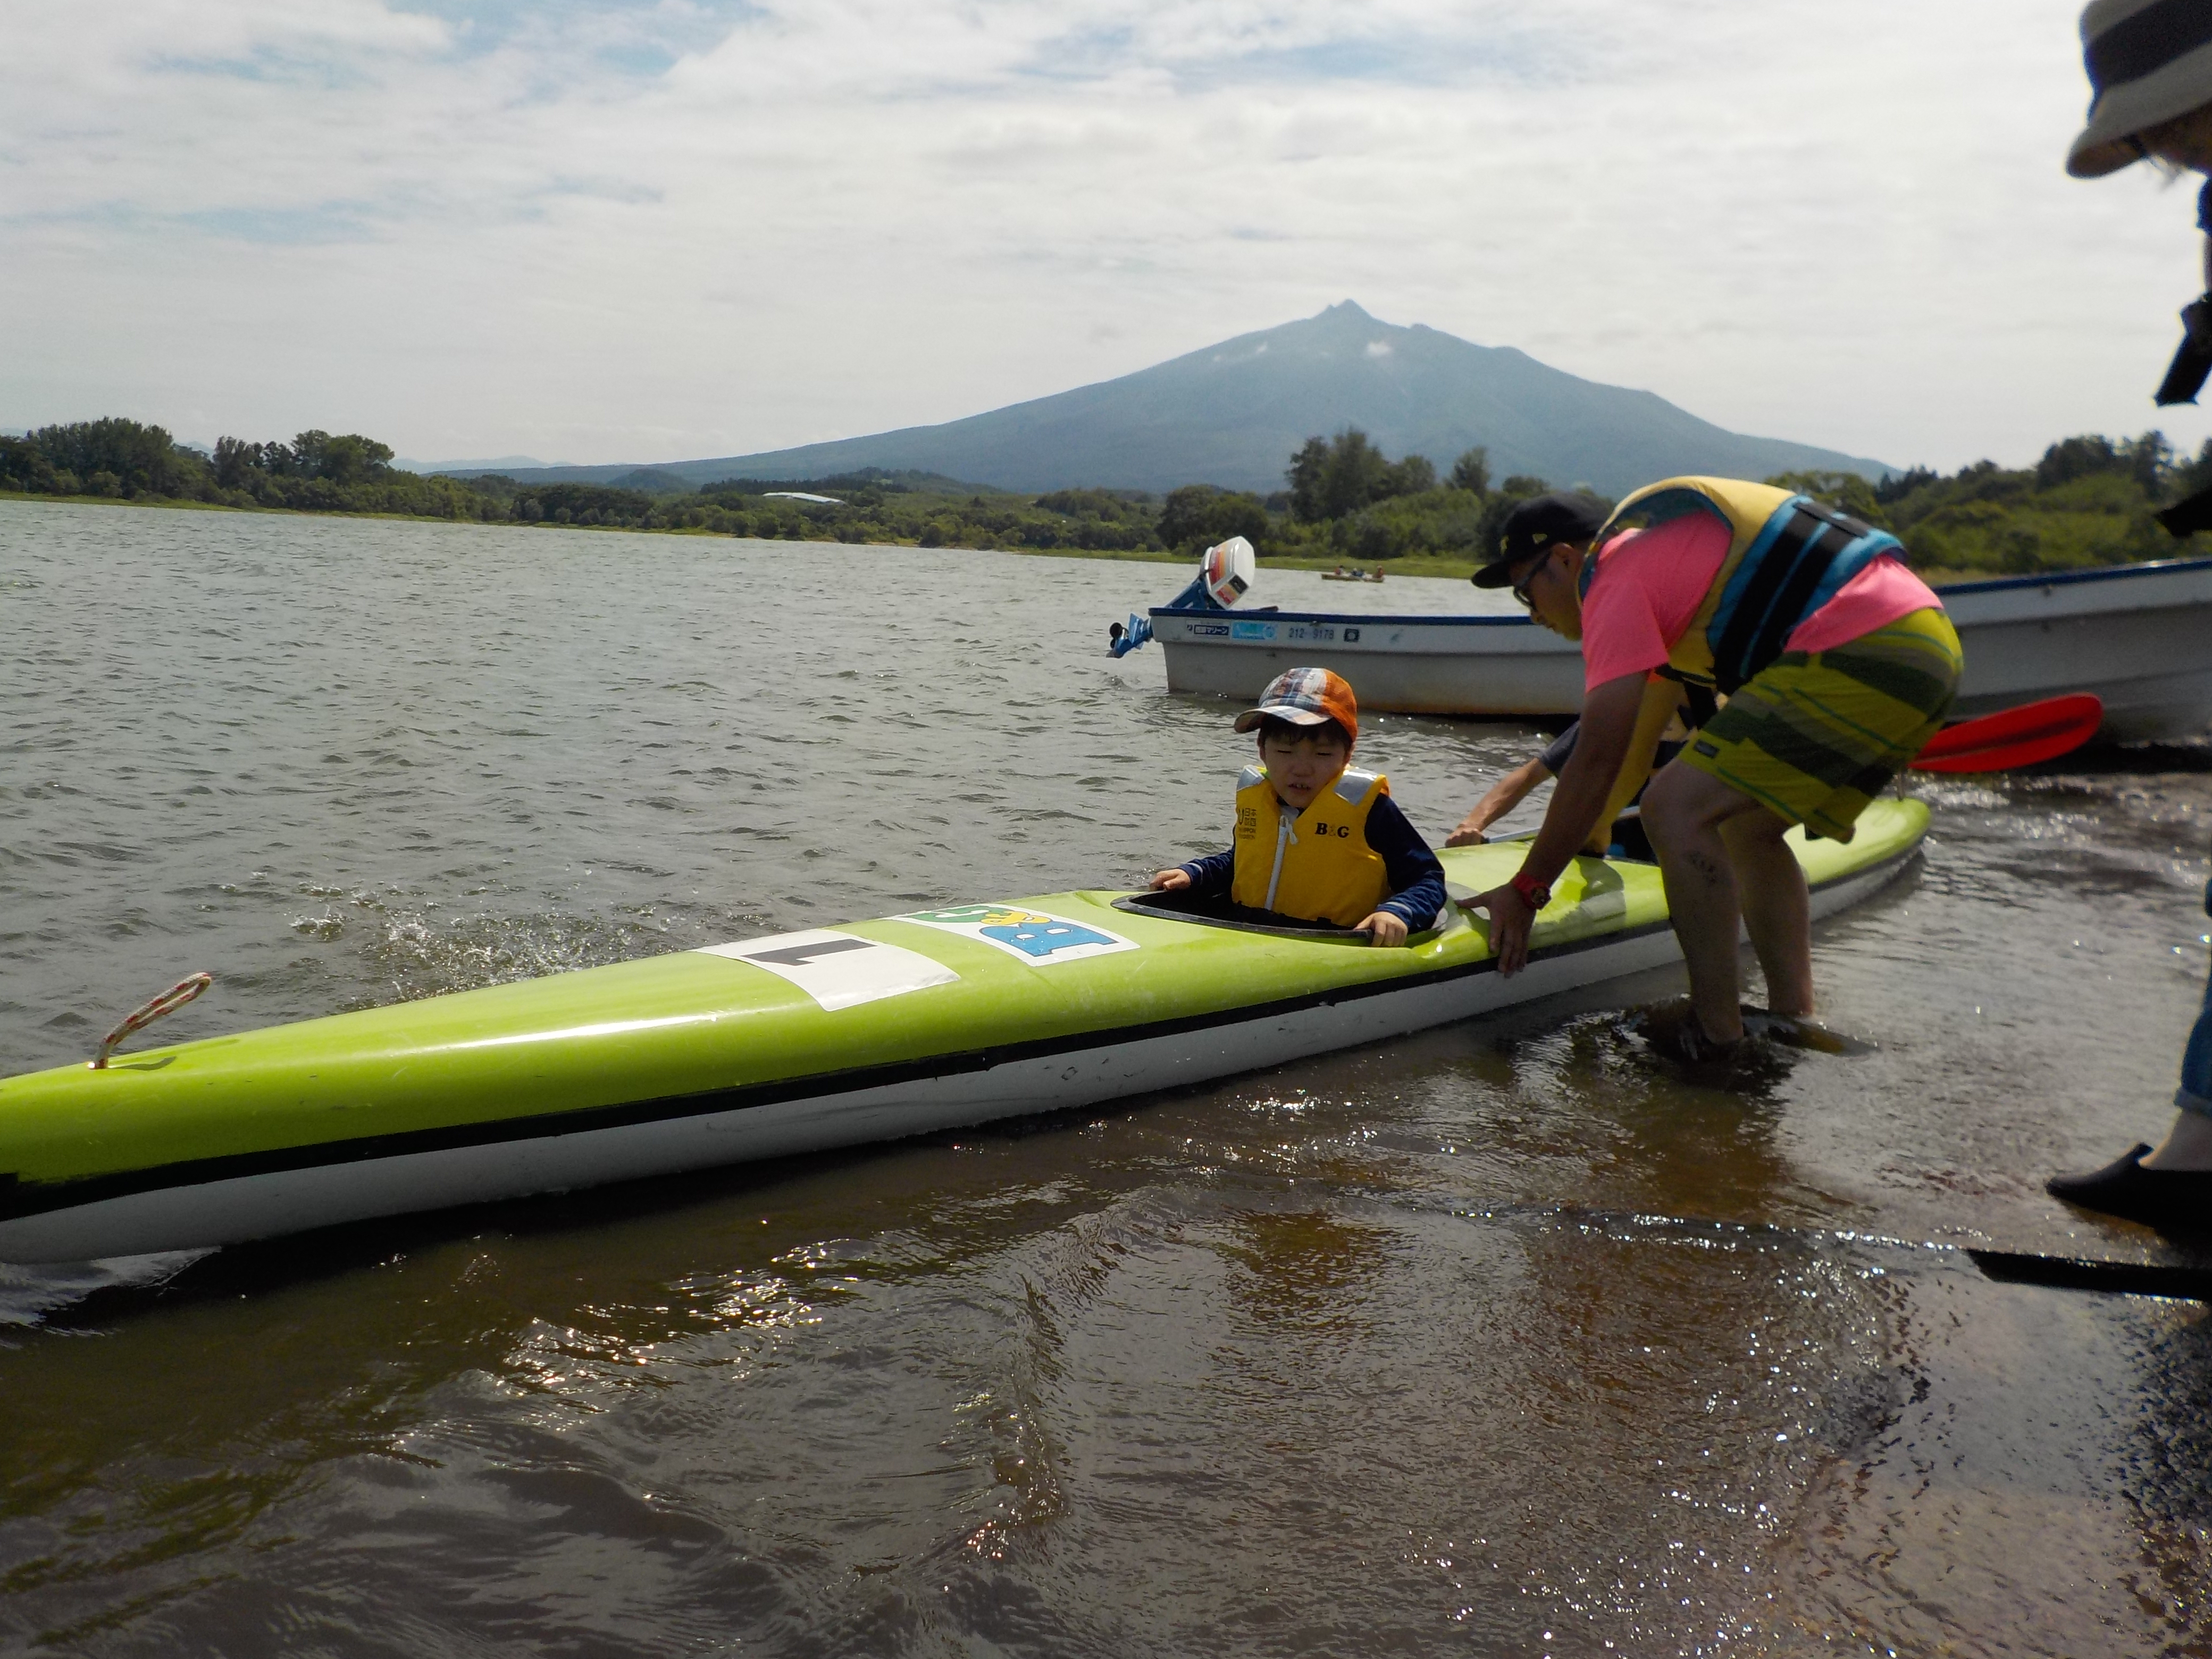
1641,764,1771,1045
1720,810,1813,1019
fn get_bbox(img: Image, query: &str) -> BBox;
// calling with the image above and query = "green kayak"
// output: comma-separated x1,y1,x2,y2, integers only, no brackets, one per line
0,799,1927,1262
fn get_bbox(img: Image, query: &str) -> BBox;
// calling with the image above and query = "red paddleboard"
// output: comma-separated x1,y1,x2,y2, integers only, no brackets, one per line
1909,693,2105,774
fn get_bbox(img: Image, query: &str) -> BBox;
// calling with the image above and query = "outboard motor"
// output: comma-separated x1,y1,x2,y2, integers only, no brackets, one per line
1108,537,1255,657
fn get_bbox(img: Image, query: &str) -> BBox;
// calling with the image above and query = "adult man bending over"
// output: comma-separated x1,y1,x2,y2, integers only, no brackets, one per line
1468,486,1959,1061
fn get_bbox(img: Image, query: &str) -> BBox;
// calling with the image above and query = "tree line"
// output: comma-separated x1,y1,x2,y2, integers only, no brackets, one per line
4,415,2205,576
0,419,1174,547
1761,430,2206,575
1149,425,2212,575
1150,430,1542,565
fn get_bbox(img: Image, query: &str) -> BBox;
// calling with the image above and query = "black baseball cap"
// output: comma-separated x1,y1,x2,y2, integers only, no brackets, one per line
1471,492,1611,588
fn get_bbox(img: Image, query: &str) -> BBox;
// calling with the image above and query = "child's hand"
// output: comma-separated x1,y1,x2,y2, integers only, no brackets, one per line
1360,910,1409,946
1150,868,1192,891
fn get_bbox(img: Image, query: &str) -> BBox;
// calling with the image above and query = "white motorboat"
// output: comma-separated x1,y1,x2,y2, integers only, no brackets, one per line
1147,607,1586,717
1139,555,2212,743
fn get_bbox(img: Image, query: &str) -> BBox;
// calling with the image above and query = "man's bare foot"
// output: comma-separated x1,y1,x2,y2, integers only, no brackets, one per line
1636,1001,1743,1065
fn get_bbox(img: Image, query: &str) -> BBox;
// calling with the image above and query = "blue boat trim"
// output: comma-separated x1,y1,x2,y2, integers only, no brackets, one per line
1148,557,2212,625
1150,608,1535,627
1930,555,2212,596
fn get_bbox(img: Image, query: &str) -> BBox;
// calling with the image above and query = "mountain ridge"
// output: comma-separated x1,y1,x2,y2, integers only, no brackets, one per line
424,303,1891,496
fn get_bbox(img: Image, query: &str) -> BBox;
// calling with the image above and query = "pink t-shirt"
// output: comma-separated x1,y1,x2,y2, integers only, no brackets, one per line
1579,512,1941,690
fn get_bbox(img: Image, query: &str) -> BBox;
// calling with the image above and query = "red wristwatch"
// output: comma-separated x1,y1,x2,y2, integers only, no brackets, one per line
1509,870,1552,910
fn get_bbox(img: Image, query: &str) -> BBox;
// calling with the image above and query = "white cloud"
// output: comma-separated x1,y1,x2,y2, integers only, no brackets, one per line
2,0,2205,472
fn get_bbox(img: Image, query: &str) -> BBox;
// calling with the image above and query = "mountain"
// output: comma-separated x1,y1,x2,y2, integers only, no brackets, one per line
450,303,1890,496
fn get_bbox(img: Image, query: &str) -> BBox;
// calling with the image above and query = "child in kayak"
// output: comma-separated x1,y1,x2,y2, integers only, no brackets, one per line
1150,667,1445,944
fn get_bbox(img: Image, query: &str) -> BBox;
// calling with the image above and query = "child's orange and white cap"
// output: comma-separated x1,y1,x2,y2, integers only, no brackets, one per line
1233,667,1359,742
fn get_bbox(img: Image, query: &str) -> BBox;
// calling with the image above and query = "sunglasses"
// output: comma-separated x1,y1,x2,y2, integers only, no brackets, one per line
1509,557,1546,608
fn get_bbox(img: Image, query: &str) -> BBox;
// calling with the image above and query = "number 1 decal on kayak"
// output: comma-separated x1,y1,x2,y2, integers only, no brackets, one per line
696,930,959,1010
895,904,1140,966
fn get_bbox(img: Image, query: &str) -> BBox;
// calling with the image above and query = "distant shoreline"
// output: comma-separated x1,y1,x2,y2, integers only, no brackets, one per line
0,489,2084,590
19,415,2199,583
0,489,1492,578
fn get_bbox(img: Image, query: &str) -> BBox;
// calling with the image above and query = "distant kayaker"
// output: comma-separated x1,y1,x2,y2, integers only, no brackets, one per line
1150,666,1445,944
2045,1,2212,1225
1466,488,1958,1059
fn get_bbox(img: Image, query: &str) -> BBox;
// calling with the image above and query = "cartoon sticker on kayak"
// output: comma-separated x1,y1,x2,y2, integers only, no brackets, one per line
895,904,1139,966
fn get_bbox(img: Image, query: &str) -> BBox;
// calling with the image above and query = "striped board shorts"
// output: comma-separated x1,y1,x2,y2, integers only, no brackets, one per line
1680,606,1963,843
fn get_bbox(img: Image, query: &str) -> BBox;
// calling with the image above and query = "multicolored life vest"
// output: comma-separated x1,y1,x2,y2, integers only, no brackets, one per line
1229,766,1390,927
1581,477,1908,694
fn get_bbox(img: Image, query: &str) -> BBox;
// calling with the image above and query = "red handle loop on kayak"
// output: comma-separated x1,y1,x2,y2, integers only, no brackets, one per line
90,973,213,1070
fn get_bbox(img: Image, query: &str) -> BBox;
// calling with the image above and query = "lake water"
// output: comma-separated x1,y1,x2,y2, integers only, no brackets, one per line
2,498,2210,1655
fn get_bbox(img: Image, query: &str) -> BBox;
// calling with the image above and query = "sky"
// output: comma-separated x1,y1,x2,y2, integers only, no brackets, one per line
5,0,2210,474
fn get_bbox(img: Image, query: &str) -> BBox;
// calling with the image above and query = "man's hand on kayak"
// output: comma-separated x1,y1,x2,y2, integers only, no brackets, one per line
1359,910,1409,947
1471,884,1537,974
1150,868,1192,891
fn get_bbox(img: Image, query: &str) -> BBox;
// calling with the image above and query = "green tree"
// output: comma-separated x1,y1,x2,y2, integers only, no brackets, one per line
2170,437,2212,502
213,436,262,489
2034,434,2126,491
1448,447,1491,496
1286,435,1334,523
1476,474,1555,561
1343,511,1399,562
290,430,396,485
1763,469,1890,529
1158,484,1270,553
1873,465,1938,506
2123,430,2171,491
0,436,61,494
1286,429,1434,522
1387,454,1436,495
28,418,212,498
1319,431,1390,518
514,483,652,526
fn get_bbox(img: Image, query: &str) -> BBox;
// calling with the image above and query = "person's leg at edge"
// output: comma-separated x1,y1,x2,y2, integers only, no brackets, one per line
1641,762,1796,1045
1720,809,1814,1019
2141,928,2212,1171
2050,877,2212,1214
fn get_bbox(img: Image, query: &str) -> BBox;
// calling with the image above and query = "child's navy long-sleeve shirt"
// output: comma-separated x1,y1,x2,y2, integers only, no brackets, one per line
1175,791,1447,931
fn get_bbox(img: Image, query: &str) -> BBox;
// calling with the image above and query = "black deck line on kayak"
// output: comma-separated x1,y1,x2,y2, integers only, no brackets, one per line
0,852,1912,1225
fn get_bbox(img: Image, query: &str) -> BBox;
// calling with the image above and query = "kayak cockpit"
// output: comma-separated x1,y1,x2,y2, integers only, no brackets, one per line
1110,889,1428,943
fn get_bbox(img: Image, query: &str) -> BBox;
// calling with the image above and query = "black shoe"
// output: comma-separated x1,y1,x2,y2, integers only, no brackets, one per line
2047,1144,2212,1234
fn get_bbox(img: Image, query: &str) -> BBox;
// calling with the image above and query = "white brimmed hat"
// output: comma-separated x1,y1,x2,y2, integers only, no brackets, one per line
2070,0,2212,177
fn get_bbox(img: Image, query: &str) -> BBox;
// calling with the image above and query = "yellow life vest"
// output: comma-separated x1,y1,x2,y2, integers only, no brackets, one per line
1229,765,1390,927
1582,476,1908,694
